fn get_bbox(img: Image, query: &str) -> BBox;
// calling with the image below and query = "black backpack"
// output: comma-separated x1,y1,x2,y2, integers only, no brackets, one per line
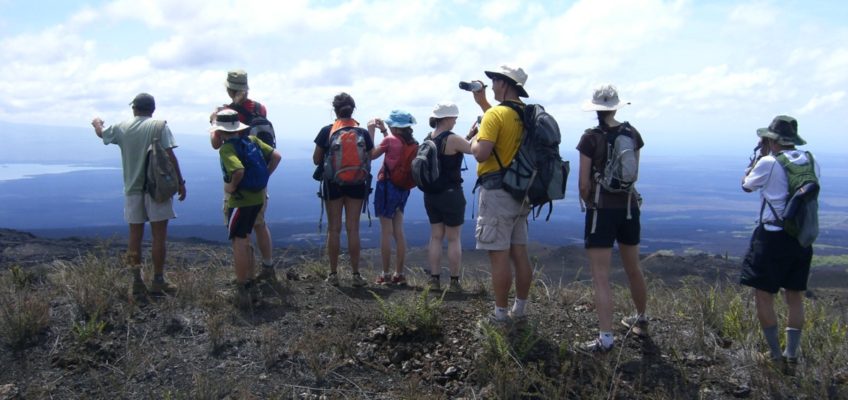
411,131,451,193
492,102,569,220
228,101,276,148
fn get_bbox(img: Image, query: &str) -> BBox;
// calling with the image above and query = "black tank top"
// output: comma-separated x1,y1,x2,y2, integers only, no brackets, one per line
436,132,463,189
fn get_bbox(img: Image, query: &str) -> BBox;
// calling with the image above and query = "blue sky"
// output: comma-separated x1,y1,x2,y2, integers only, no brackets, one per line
0,0,846,158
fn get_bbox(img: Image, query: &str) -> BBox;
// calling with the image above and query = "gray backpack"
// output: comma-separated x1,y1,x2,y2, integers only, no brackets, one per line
598,126,638,193
145,121,180,202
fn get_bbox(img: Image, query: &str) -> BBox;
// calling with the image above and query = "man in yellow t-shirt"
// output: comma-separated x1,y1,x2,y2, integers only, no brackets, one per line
468,65,534,327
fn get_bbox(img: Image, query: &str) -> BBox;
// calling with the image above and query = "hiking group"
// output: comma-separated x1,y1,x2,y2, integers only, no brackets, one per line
90,65,821,359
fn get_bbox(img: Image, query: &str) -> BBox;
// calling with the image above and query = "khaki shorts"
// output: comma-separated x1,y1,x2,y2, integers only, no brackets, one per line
124,193,176,224
475,188,530,251
222,190,267,226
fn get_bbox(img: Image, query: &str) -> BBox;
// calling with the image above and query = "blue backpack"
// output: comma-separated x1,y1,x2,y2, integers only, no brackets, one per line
226,136,269,192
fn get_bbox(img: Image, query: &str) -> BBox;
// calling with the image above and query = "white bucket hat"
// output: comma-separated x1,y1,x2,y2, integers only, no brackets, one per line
430,102,459,119
582,84,630,111
484,65,529,98
210,109,250,132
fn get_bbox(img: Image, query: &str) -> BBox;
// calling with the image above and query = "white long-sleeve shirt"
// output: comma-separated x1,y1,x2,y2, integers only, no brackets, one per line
743,150,820,231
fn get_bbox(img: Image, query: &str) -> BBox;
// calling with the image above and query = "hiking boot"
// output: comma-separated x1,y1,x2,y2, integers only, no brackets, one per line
131,279,148,297
255,267,278,283
428,276,441,291
149,279,176,296
375,274,391,286
621,315,649,337
391,274,407,287
448,279,462,293
508,310,528,325
579,338,614,353
235,285,253,309
351,273,367,287
325,272,339,287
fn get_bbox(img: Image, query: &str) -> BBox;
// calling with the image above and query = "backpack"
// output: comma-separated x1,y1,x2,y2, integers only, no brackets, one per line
595,124,639,193
763,152,819,247
226,136,270,192
228,101,276,148
492,103,569,220
145,121,180,202
412,131,451,194
387,140,419,190
323,126,371,186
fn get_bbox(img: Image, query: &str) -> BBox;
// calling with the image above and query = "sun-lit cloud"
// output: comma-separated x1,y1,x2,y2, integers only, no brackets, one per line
797,91,846,115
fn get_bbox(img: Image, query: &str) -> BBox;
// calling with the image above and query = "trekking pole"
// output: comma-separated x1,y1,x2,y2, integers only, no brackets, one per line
317,182,324,234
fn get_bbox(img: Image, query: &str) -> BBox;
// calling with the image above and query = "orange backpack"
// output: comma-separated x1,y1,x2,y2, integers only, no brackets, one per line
323,126,371,186
387,141,419,190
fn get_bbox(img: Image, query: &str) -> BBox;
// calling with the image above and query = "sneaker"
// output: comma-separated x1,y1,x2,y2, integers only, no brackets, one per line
149,279,176,295
255,267,278,283
508,310,528,325
621,315,649,337
351,273,366,287
428,276,441,291
476,314,510,333
375,274,391,285
325,272,339,287
579,338,614,353
391,274,407,286
448,279,462,293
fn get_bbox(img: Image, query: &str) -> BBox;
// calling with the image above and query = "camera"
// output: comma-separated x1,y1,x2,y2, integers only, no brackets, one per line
459,81,483,92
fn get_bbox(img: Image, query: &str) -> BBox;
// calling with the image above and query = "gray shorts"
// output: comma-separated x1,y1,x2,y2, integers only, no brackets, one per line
124,193,176,224
475,188,530,251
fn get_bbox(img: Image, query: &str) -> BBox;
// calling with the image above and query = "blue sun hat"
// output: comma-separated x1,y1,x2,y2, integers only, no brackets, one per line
385,110,417,128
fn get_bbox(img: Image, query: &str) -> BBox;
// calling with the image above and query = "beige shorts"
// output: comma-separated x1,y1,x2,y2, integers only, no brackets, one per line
124,193,176,224
475,188,530,251
222,190,268,227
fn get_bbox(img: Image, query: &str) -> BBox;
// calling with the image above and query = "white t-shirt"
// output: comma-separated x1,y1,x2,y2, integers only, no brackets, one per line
743,149,820,231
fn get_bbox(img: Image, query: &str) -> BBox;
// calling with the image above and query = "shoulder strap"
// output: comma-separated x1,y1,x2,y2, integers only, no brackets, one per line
152,120,167,143
228,102,258,119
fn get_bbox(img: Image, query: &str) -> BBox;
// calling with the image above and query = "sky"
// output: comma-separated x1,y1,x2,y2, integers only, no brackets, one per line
0,0,846,158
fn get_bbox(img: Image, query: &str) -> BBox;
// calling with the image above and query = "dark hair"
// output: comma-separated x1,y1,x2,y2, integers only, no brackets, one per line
429,117,438,129
596,111,614,129
333,92,355,118
395,127,415,144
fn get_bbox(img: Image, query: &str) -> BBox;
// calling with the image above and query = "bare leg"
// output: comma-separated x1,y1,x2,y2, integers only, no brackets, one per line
784,290,805,330
754,289,778,328
428,223,445,276
619,244,647,316
150,220,169,276
343,197,364,273
325,199,343,274
254,222,272,262
127,223,144,266
232,236,253,284
489,250,512,308
392,211,406,275
511,244,532,300
379,216,393,275
445,225,462,277
588,247,614,331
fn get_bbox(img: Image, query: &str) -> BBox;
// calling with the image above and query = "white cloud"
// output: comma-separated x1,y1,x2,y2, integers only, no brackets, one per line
797,91,846,115
728,2,778,28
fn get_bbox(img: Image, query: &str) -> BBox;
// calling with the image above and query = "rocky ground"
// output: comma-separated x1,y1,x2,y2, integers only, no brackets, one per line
0,228,847,399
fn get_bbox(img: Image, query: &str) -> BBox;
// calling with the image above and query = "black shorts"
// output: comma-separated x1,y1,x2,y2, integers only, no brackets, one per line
740,225,813,294
584,207,640,248
227,204,262,239
321,181,368,201
424,187,466,227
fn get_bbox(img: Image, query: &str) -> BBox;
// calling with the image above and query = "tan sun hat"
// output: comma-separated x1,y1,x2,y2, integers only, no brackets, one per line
430,102,459,118
226,69,249,91
582,84,630,111
210,109,249,133
484,65,529,98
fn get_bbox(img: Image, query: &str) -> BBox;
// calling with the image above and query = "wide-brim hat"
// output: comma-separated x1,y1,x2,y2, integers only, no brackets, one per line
386,109,417,128
430,102,459,119
582,84,630,111
210,109,250,133
484,65,529,98
226,69,249,91
757,115,806,145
